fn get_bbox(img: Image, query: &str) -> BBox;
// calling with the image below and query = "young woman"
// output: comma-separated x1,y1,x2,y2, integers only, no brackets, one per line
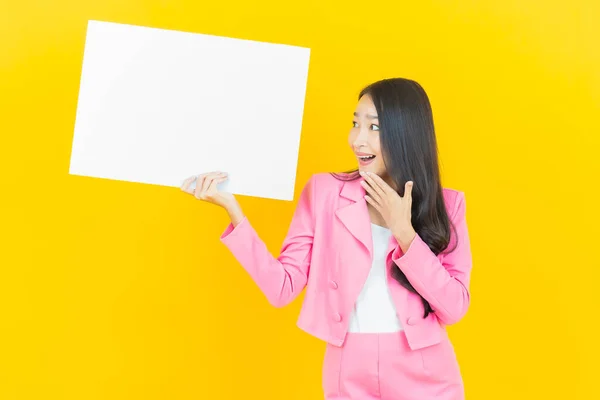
181,78,473,400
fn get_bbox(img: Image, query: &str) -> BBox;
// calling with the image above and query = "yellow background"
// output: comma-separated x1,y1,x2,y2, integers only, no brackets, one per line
1,0,599,398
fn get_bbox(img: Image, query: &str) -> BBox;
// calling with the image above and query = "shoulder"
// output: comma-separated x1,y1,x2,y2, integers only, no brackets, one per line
301,172,347,196
442,187,466,219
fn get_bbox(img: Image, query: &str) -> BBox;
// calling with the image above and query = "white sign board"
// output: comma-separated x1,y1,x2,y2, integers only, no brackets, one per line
69,20,311,200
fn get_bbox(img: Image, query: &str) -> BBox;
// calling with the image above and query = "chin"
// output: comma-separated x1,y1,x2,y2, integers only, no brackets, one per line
359,165,382,175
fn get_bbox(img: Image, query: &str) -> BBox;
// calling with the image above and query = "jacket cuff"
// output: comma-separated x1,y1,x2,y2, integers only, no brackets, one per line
220,216,250,243
391,231,431,264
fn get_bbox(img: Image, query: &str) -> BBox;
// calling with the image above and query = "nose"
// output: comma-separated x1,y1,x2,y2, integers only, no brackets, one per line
353,128,369,149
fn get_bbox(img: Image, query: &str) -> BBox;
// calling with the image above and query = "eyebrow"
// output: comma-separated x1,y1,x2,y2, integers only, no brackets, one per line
353,112,379,120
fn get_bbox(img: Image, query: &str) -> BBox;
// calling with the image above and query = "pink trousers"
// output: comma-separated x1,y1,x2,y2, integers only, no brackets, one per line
322,331,464,400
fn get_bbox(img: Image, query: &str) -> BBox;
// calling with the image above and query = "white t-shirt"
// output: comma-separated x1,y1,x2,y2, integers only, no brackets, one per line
347,223,404,333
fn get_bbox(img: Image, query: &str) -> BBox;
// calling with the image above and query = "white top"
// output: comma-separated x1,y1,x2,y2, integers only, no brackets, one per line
347,223,404,333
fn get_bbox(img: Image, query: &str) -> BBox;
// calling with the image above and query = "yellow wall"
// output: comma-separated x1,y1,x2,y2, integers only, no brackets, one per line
2,1,599,398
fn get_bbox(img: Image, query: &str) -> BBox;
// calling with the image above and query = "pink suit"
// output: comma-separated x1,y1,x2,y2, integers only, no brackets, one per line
220,173,473,399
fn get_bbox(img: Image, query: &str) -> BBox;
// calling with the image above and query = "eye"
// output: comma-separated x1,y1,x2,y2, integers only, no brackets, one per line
352,121,359,128
371,124,380,131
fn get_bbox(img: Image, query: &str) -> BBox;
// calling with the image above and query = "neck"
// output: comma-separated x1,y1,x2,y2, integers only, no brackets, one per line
382,175,398,191
367,204,387,227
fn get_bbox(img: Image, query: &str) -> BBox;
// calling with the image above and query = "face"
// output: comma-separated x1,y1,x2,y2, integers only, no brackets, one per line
348,94,387,177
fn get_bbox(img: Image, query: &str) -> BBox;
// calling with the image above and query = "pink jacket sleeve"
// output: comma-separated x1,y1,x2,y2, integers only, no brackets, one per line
219,175,316,308
391,191,473,325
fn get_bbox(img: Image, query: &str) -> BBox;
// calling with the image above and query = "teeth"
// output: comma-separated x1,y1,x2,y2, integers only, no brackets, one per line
359,155,375,160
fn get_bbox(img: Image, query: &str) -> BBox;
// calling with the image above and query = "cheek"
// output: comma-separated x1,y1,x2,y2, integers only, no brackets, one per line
372,136,382,157
375,154,385,168
373,138,386,170
348,130,357,147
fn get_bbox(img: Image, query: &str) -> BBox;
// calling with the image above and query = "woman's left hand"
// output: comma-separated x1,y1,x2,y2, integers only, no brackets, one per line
360,171,417,250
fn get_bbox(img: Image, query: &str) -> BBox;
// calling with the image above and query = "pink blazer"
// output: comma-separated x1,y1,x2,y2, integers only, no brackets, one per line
220,173,473,350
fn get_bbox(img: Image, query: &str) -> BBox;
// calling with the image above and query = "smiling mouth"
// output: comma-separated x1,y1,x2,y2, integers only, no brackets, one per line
358,155,375,161
357,154,376,166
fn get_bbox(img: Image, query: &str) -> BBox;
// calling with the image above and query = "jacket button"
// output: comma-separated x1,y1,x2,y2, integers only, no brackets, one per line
329,280,338,289
333,312,342,322
407,317,418,326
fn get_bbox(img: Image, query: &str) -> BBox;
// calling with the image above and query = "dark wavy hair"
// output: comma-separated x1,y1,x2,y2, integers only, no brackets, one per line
332,78,458,319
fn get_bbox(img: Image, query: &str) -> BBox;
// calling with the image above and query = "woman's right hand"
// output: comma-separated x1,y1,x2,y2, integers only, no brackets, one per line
181,171,234,208
180,172,245,226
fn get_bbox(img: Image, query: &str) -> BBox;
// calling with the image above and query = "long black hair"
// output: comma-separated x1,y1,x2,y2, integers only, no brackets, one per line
332,77,458,319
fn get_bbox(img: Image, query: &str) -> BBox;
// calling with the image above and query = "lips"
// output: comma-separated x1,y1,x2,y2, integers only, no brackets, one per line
356,151,375,160
357,153,376,166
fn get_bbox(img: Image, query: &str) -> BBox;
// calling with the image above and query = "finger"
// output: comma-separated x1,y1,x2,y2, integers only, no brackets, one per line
361,172,386,198
184,172,211,193
206,171,227,181
364,195,382,213
204,173,218,190
403,181,414,198
195,172,226,198
206,176,228,194
360,180,382,203
367,172,393,195
181,176,196,193
194,175,207,198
